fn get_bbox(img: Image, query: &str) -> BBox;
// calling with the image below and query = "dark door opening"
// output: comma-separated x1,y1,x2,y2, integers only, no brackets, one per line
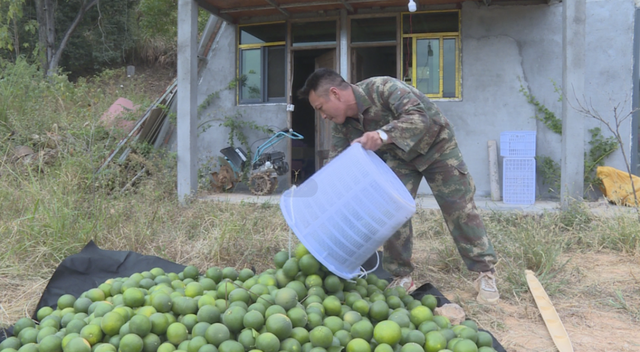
291,49,335,185
351,46,397,82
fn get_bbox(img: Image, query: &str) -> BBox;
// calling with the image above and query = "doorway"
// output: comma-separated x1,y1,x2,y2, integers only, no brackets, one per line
291,49,335,185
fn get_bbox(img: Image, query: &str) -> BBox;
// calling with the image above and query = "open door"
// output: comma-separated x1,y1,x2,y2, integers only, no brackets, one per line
314,50,336,170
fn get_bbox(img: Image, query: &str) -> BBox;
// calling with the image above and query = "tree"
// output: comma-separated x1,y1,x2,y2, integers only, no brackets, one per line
0,0,37,58
572,95,640,222
35,0,99,75
2,0,205,75
33,0,53,70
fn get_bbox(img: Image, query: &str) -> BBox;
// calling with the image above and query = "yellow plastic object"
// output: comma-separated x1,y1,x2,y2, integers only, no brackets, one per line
596,166,640,207
525,270,574,352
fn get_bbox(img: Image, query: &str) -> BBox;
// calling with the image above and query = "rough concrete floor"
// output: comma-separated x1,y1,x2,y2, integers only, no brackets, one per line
199,192,636,216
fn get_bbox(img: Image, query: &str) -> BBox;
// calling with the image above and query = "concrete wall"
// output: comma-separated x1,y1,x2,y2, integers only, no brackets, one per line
196,23,290,192
425,0,636,198
194,0,637,198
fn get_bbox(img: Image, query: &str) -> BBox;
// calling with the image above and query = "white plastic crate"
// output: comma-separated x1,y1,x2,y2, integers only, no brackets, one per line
500,131,536,157
503,158,536,205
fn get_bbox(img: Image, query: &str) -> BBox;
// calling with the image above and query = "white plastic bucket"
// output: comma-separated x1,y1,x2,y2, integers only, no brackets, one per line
280,143,416,279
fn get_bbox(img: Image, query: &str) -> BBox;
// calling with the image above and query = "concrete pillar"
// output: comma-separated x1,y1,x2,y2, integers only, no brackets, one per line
561,0,586,209
632,9,640,176
339,9,349,81
177,0,198,204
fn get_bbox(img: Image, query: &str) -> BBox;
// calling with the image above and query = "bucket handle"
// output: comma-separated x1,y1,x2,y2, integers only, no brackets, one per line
347,251,381,283
287,185,298,260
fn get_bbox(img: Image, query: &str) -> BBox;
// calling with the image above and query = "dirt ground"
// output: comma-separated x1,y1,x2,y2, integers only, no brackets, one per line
133,65,177,98
500,252,640,352
408,250,640,352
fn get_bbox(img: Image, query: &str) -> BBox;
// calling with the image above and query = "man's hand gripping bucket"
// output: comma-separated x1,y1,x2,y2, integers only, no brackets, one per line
280,143,416,280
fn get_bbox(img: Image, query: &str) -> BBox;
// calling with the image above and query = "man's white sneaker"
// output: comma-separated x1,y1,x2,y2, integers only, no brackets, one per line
474,271,500,304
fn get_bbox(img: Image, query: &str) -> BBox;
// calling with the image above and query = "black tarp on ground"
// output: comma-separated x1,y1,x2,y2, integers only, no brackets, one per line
1,243,507,351
0,241,186,341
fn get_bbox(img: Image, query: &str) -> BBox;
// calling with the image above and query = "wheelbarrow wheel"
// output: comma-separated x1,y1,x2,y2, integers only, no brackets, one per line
269,176,278,194
249,173,271,196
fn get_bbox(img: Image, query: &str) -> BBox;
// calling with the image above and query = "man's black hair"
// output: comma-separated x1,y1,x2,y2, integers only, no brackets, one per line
297,68,349,100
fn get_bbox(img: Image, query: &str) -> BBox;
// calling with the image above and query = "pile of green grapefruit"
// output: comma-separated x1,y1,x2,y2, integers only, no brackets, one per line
0,244,498,352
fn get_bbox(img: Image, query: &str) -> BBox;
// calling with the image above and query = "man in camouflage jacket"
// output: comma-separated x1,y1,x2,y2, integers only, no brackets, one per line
298,68,499,304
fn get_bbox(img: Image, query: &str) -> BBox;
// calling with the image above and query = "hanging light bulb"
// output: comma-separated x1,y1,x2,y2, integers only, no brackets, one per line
408,0,417,12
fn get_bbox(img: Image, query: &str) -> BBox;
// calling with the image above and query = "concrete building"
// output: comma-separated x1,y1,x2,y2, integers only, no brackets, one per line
175,0,639,206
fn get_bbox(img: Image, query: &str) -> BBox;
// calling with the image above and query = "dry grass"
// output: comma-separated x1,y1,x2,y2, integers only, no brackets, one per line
2,168,640,350
135,37,177,68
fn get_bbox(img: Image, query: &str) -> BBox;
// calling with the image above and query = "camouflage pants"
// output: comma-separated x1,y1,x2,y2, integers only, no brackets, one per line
378,145,497,277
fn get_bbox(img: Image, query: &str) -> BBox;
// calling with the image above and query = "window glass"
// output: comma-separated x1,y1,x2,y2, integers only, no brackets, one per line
238,22,286,104
240,49,262,100
416,38,439,95
292,21,336,46
240,23,286,45
351,17,396,43
402,10,460,98
442,38,457,98
267,47,285,100
402,12,459,34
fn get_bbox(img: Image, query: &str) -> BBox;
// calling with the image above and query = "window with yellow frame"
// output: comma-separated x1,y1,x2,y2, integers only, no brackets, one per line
238,22,286,104
401,10,461,99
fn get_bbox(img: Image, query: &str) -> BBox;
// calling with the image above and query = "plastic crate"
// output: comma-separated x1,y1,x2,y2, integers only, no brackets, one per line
503,158,536,205
500,131,536,157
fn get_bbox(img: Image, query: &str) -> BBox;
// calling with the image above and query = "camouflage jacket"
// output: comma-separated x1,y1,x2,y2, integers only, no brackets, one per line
330,76,456,170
